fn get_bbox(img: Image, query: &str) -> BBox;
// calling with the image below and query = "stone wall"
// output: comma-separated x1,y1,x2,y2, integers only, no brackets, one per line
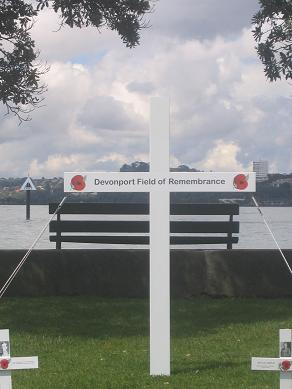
0,250,292,298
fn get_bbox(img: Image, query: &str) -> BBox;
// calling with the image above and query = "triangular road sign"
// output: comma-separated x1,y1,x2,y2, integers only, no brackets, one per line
20,177,36,191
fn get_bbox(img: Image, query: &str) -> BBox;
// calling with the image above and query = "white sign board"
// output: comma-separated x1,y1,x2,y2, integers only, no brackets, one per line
64,97,256,376
20,177,36,191
64,172,255,193
0,329,38,389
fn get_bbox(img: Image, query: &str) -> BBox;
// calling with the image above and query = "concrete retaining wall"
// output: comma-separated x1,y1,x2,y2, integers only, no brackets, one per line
0,249,292,298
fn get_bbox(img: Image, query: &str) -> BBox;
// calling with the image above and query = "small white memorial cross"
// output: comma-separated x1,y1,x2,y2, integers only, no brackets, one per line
0,329,38,389
252,329,292,388
64,97,256,375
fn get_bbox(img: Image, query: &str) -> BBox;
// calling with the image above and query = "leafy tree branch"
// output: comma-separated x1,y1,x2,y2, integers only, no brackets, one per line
252,0,292,82
0,0,151,122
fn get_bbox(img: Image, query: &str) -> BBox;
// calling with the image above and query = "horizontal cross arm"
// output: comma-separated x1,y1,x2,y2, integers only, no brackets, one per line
0,357,38,370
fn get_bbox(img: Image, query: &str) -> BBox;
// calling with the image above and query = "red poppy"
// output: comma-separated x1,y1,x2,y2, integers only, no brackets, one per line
0,359,9,369
233,174,248,190
281,360,291,371
70,175,86,191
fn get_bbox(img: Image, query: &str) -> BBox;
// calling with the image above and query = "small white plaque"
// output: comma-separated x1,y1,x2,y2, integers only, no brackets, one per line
8,357,38,370
252,357,292,371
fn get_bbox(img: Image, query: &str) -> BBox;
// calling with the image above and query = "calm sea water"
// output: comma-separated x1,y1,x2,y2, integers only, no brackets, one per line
0,205,291,250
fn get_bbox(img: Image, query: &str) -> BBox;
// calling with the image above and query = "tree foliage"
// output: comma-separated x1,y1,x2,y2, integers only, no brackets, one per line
0,0,47,121
252,0,292,82
0,0,151,121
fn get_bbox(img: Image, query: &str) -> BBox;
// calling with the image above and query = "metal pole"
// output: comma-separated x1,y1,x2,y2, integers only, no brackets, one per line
26,190,31,220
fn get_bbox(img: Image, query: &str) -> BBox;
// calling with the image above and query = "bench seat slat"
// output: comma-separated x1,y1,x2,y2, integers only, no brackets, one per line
50,220,239,233
49,235,239,245
171,236,239,245
50,220,148,233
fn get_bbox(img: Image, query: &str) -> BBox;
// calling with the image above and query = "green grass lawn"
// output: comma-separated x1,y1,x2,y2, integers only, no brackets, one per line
0,296,291,388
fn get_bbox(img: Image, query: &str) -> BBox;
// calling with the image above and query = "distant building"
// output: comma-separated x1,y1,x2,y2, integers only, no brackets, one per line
253,161,269,182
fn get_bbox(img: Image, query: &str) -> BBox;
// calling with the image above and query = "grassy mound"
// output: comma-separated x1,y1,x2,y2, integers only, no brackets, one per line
0,296,290,388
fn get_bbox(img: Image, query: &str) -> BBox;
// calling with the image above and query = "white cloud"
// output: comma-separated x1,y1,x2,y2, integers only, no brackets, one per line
1,0,292,177
29,152,134,177
197,140,245,171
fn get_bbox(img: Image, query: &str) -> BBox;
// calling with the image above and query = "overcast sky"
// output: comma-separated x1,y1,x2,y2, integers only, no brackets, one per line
1,0,292,177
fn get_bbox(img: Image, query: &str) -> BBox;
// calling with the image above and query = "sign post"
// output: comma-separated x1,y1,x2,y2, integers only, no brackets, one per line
20,177,36,221
64,97,256,375
252,329,292,388
0,329,38,389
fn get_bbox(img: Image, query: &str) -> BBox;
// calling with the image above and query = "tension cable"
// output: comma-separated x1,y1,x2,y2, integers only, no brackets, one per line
252,195,292,277
0,196,68,299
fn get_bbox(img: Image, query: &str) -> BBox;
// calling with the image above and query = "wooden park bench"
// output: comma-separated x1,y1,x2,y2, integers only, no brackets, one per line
49,202,240,250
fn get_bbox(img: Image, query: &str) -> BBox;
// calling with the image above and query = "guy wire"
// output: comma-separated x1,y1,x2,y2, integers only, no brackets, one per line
251,195,292,277
0,196,68,299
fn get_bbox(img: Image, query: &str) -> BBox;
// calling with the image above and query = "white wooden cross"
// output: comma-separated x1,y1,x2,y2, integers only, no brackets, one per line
252,329,292,388
0,329,38,389
64,97,255,375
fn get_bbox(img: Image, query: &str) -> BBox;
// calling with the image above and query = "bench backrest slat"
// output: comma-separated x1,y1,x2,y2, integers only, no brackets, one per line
49,203,239,215
170,203,239,215
49,203,149,215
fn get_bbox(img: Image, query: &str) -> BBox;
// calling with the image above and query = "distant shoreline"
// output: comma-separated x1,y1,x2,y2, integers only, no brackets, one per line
0,202,291,207
1,173,291,207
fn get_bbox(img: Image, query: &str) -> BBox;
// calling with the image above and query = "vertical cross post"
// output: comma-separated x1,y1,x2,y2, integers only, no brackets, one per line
149,97,170,376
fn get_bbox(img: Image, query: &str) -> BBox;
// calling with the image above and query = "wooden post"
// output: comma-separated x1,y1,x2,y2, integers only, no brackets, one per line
56,212,61,250
227,214,233,249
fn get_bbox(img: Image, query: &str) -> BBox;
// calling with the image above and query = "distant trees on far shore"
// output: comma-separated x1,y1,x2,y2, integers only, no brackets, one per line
0,162,291,206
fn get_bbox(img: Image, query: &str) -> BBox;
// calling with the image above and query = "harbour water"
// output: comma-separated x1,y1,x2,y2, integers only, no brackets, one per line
0,205,291,250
